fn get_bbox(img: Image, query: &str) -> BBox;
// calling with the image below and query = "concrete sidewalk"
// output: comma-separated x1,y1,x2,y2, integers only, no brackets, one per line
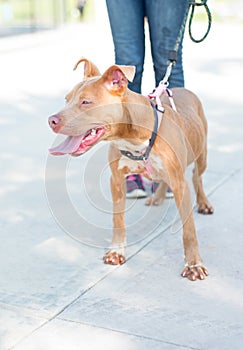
0,14,243,350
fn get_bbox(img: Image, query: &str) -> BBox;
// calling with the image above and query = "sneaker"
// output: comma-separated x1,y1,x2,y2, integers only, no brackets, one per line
166,187,174,198
151,182,159,193
151,182,174,199
126,174,147,198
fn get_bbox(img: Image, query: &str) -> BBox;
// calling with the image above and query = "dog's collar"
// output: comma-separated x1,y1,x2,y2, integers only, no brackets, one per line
120,101,163,162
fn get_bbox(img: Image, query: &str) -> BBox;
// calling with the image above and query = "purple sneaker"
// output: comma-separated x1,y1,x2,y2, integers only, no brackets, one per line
126,174,147,198
151,182,160,193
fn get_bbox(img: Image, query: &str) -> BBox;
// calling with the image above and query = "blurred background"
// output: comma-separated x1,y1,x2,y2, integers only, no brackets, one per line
0,0,242,37
0,0,94,36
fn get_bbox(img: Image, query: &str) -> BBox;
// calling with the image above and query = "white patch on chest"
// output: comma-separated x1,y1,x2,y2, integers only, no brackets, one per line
112,140,163,177
118,156,142,172
118,152,163,177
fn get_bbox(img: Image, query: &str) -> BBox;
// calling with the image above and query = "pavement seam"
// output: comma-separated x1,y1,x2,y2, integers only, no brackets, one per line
56,317,202,350
7,268,121,350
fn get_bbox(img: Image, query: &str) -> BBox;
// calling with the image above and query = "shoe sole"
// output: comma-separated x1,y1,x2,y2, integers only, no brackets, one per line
166,192,174,199
126,189,147,199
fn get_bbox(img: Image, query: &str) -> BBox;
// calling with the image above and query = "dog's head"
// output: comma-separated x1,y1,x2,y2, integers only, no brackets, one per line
48,58,135,156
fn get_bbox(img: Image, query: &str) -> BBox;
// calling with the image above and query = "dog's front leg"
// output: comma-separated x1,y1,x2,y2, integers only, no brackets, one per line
103,173,126,265
103,145,127,265
173,178,208,281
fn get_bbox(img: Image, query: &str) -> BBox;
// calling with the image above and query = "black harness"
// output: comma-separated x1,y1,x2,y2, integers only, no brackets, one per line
120,101,161,162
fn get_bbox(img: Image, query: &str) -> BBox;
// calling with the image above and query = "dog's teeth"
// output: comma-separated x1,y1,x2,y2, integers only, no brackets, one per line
90,128,96,136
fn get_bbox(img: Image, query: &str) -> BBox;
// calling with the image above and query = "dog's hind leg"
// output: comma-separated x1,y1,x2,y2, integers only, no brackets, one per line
192,149,214,215
172,176,208,281
145,181,167,206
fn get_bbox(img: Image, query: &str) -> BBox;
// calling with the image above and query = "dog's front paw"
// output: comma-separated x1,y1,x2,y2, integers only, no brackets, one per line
103,251,126,265
181,263,208,281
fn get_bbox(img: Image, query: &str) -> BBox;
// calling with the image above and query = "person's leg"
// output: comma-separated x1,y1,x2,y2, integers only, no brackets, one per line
145,0,188,88
106,0,146,93
145,0,188,198
106,0,147,198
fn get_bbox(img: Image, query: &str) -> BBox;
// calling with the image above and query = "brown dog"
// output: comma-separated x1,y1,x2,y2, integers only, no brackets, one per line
48,58,213,281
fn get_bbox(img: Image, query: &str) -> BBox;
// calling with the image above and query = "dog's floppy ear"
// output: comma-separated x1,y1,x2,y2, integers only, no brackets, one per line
73,58,101,78
117,65,136,83
102,65,136,96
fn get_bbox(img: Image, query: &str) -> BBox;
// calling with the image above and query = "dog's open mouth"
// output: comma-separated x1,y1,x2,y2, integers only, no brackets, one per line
49,126,106,156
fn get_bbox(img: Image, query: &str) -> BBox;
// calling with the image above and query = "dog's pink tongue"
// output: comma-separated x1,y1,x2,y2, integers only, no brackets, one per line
49,135,83,155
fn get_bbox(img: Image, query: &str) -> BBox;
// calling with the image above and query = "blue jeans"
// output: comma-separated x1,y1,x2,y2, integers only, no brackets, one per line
106,0,188,93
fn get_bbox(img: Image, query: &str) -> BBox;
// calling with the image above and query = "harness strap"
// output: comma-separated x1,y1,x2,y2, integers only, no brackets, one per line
120,101,160,162
147,83,177,113
120,83,177,164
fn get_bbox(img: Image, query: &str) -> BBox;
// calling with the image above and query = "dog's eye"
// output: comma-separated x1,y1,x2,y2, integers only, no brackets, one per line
81,100,91,105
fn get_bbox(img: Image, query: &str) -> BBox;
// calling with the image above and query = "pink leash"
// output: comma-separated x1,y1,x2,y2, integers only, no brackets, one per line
120,82,177,176
147,81,177,114
144,82,177,175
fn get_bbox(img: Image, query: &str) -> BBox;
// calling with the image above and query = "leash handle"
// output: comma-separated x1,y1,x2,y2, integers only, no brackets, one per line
188,0,212,43
161,0,212,86
173,0,212,57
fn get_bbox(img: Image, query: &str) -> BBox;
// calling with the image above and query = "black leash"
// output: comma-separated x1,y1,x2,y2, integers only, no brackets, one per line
120,101,159,162
188,0,212,43
166,0,212,82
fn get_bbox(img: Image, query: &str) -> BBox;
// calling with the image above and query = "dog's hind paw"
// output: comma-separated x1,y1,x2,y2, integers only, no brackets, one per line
198,202,214,215
145,195,163,206
181,263,208,281
103,251,126,265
